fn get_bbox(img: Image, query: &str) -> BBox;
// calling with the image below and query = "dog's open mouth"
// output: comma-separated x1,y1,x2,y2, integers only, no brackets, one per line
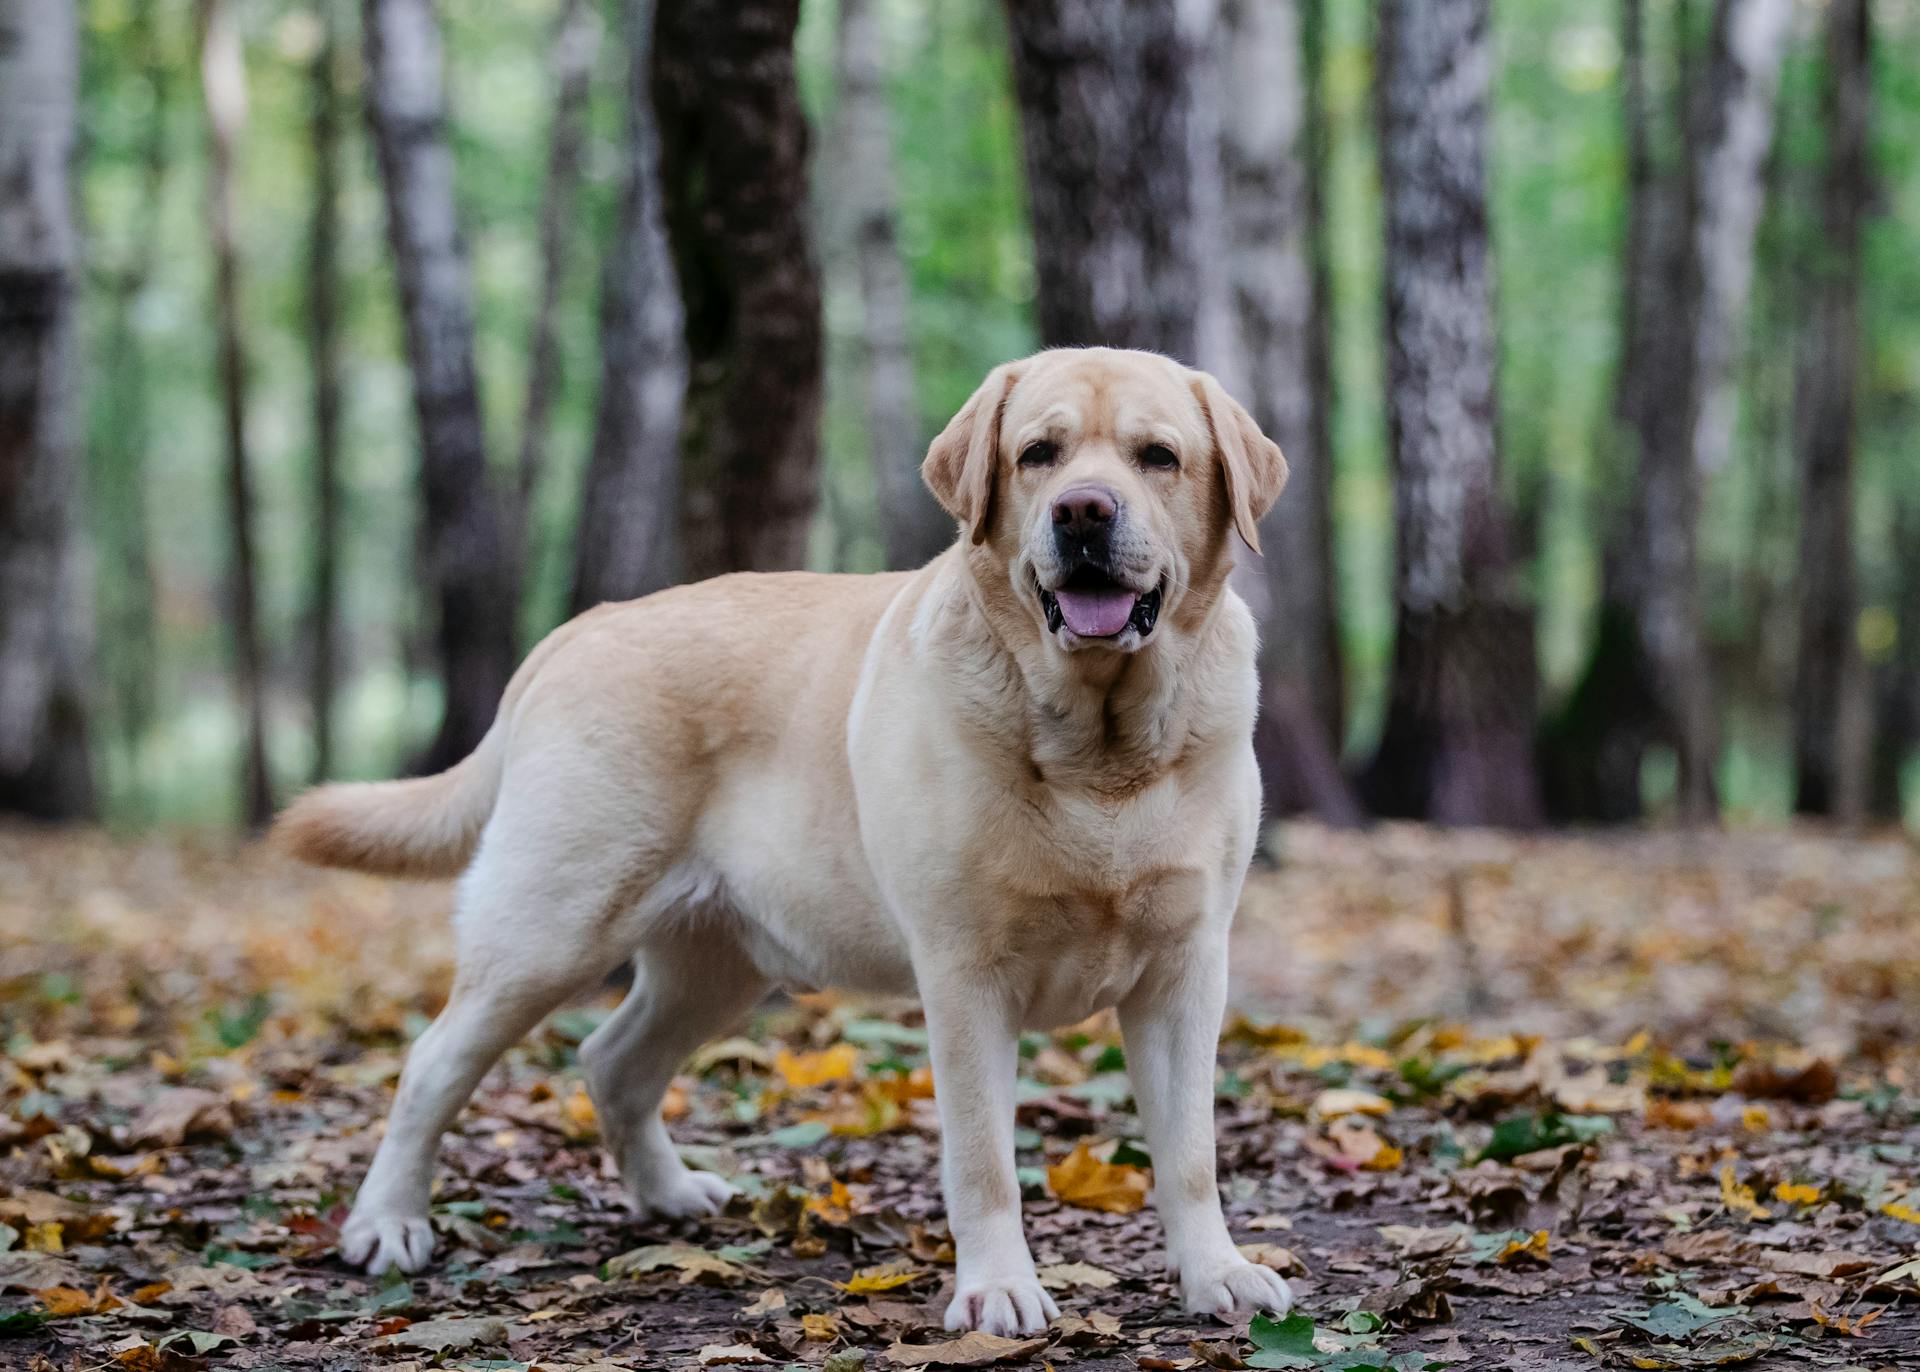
1037,567,1163,640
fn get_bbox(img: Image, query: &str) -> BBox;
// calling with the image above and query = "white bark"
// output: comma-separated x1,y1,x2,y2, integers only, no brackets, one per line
831,0,945,569
1687,0,1793,478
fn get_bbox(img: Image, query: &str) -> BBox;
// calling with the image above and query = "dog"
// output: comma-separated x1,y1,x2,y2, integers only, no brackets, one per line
274,346,1292,1336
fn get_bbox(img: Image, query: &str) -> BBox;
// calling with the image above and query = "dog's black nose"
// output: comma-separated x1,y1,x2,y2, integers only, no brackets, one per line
1051,485,1117,536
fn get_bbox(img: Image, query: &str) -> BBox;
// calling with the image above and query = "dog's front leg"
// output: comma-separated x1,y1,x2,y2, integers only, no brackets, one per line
922,979,1059,1336
1120,937,1294,1320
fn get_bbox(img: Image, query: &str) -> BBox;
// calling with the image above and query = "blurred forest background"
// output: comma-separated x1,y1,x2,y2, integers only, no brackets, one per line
3,0,1917,833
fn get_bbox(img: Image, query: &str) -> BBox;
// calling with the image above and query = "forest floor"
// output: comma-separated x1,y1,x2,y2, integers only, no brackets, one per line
3,822,1920,1372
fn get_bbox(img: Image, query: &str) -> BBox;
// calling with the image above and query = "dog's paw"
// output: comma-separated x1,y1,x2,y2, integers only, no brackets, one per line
339,1209,435,1275
634,1167,736,1220
1178,1251,1294,1321
944,1275,1060,1337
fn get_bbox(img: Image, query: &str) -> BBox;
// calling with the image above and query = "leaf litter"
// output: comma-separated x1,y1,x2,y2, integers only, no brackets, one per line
2,822,1918,1368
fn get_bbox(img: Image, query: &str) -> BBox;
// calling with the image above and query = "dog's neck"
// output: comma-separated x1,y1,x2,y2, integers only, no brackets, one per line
931,547,1245,796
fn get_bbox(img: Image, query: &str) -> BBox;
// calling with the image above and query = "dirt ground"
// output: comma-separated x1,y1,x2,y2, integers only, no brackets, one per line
3,822,1919,1371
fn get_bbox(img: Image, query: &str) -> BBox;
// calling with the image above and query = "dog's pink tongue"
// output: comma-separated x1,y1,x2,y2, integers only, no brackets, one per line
1055,588,1137,637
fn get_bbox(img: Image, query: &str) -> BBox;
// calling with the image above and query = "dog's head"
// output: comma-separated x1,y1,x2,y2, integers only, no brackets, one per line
923,348,1287,654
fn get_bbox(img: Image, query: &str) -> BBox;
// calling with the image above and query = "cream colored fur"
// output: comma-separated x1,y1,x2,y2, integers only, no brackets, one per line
273,347,1292,1335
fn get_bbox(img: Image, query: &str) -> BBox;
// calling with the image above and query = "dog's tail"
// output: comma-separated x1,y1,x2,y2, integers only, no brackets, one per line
271,723,506,879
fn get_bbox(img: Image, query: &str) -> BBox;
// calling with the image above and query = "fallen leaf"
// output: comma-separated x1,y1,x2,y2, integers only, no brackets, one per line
775,1043,858,1089
1046,1141,1150,1213
1308,1087,1391,1120
841,1259,928,1293
885,1331,1049,1366
1035,1260,1120,1290
605,1242,743,1285
697,1344,770,1365
126,1088,234,1148
379,1316,509,1353
1718,1164,1771,1221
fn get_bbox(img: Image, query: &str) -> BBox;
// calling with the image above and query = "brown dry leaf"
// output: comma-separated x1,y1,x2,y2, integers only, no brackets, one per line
1731,1057,1837,1104
800,1312,838,1341
126,1087,234,1148
1644,1099,1712,1130
1766,1250,1877,1279
885,1331,1050,1367
741,1288,787,1318
1035,1260,1121,1290
1308,1087,1391,1120
605,1242,743,1285
1809,1301,1883,1337
33,1280,118,1317
1308,1116,1402,1172
1046,1141,1150,1213
1237,1242,1306,1275
696,1344,771,1365
1496,1228,1551,1266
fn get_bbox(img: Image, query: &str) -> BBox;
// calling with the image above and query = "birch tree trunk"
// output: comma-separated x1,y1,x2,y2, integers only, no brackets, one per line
363,0,517,773
1003,0,1206,361
516,0,598,580
1637,0,1791,821
654,0,823,579
1792,0,1871,821
0,0,92,819
199,0,273,825
832,0,945,570
1219,0,1356,826
570,0,686,613
1360,0,1541,827
308,0,345,783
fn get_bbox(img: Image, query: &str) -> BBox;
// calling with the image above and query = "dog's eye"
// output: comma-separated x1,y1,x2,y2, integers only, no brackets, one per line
1140,443,1179,470
1018,441,1058,468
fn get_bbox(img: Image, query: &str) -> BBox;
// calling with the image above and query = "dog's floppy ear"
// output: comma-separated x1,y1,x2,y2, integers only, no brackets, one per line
923,362,1020,546
1190,371,1288,555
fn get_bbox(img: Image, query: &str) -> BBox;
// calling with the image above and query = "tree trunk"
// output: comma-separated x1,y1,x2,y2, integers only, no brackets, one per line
363,0,517,773
198,0,273,825
1002,0,1206,361
1871,501,1920,821
653,0,823,580
569,0,686,613
1219,0,1356,827
0,0,92,819
1360,0,1541,828
308,0,345,783
1791,0,1870,822
516,0,598,583
1643,0,1790,820
832,0,945,570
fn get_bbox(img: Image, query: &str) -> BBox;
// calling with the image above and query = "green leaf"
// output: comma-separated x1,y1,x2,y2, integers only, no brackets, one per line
766,1121,831,1148
1476,1112,1613,1163
1110,1139,1152,1167
1250,1311,1320,1356
0,1309,47,1337
1614,1293,1745,1341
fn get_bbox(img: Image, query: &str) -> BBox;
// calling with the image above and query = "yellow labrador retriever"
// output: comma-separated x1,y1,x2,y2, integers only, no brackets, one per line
275,346,1291,1335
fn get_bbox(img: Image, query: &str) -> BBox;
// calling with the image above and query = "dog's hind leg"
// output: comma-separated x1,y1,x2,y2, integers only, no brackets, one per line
581,928,766,1219
339,843,631,1274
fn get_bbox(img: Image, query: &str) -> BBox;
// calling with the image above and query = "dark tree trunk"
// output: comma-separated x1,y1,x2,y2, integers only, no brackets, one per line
364,0,517,772
0,0,93,819
1219,0,1357,827
1003,0,1206,361
1360,0,1541,828
1871,501,1920,820
516,0,598,586
570,0,686,613
1545,0,1789,824
832,0,946,570
1541,0,1682,823
308,0,345,783
1791,0,1871,821
653,0,823,580
199,0,273,826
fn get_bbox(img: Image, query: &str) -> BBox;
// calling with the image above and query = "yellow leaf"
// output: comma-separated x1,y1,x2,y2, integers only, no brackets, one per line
1879,1200,1920,1224
775,1043,858,1090
561,1083,598,1138
1719,1163,1771,1221
22,1221,63,1253
33,1285,100,1317
841,1260,928,1294
805,1179,853,1225
1045,1142,1150,1214
1497,1230,1551,1266
1772,1182,1821,1206
1740,1104,1771,1132
1364,1143,1405,1172
800,1313,839,1340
